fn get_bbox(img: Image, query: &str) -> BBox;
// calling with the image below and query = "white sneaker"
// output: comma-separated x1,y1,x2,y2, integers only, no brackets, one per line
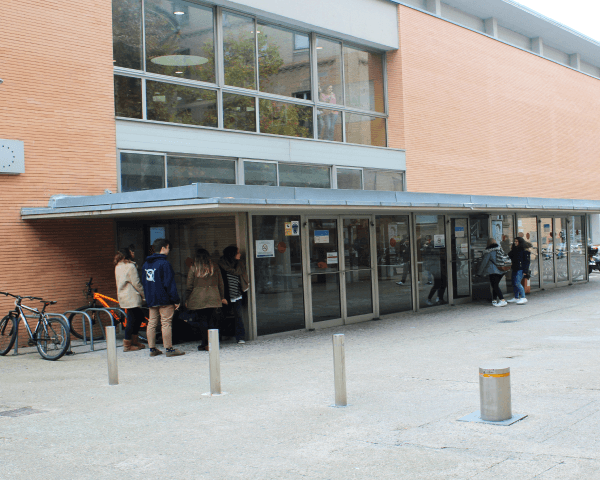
491,300,498,306
237,339,245,344
516,298,528,305
425,299,434,306
494,300,508,307
396,281,404,285
506,298,518,303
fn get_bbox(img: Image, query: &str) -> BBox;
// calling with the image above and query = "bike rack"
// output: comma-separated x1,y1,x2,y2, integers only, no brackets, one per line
64,310,95,352
13,313,71,356
84,307,127,342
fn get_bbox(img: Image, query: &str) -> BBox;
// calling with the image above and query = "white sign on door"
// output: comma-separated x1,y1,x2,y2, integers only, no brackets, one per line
255,240,275,258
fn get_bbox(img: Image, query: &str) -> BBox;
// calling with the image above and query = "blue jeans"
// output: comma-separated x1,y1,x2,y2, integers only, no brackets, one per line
512,270,525,298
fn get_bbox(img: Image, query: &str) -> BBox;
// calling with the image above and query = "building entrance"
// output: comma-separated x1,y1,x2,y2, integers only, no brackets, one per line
306,216,375,328
540,217,569,287
449,217,471,304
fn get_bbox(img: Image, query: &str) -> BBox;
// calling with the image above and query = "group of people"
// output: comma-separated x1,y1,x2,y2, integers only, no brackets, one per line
477,236,531,306
114,239,248,357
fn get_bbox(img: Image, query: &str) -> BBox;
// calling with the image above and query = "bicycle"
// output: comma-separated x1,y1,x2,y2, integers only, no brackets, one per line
68,278,147,341
0,292,70,360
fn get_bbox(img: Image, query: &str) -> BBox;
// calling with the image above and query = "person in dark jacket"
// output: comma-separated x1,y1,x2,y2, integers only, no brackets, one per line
477,238,507,307
141,238,185,357
396,237,411,285
507,237,531,305
218,245,249,344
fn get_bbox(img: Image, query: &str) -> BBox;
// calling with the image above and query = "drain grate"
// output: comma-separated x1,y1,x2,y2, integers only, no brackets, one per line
0,407,45,417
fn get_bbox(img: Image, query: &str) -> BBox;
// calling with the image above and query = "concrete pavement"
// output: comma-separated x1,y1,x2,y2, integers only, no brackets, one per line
1,277,600,479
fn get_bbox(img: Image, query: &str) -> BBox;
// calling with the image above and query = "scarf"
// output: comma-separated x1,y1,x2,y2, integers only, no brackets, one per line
218,257,249,293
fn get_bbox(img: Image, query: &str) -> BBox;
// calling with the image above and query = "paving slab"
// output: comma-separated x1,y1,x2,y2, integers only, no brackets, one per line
1,277,600,479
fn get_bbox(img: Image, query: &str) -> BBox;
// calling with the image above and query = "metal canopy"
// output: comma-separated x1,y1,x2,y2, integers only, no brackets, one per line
20,183,600,220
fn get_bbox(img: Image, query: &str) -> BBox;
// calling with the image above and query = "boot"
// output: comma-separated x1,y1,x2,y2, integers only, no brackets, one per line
123,339,141,352
131,335,146,349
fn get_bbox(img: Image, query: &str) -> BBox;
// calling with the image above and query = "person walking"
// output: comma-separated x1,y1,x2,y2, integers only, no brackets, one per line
507,237,531,305
477,238,508,307
218,245,249,344
185,248,227,351
142,238,185,357
115,247,147,351
396,237,411,286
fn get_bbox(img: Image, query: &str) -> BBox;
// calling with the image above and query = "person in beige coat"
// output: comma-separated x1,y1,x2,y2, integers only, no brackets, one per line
115,247,146,352
185,248,226,351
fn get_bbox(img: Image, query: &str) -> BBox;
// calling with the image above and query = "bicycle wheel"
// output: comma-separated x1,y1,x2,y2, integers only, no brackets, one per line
36,317,70,361
0,314,17,356
68,306,97,341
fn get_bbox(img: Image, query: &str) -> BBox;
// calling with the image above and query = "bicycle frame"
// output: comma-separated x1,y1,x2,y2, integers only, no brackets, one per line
13,301,47,341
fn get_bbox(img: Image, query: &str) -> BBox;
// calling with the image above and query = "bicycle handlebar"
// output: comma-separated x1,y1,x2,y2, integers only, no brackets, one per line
1,291,51,302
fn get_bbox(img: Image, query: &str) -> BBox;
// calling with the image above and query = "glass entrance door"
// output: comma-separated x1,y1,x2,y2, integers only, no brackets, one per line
450,217,471,303
540,217,569,286
307,216,374,327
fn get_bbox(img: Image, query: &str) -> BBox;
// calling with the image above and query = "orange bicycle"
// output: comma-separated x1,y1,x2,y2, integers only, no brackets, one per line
68,278,147,341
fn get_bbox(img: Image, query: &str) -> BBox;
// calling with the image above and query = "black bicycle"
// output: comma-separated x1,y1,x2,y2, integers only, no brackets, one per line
0,292,70,360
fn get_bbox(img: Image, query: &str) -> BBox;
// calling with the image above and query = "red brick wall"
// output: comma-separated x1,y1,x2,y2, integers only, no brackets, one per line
389,6,600,198
0,0,117,344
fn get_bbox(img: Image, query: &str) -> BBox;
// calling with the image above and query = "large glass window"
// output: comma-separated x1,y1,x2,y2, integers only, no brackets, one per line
244,161,277,186
167,156,235,187
316,38,343,106
279,164,330,189
317,108,341,142
113,0,143,70
120,153,165,192
258,24,311,99
145,0,215,83
223,93,256,132
252,215,305,335
336,168,362,190
114,76,143,119
146,80,217,126
346,113,386,146
364,169,403,191
571,215,586,282
376,216,412,314
259,100,313,138
416,215,447,309
222,12,256,89
343,46,385,113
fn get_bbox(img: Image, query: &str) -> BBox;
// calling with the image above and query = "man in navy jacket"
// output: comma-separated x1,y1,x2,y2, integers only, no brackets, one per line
141,238,185,357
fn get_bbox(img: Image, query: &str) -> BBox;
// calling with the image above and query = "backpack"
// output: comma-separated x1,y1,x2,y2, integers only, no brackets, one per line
492,249,512,271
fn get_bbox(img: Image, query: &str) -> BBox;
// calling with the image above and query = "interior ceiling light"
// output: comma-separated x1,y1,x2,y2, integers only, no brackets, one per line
151,55,208,67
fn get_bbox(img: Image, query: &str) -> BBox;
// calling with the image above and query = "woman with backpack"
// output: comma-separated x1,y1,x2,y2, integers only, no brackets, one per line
507,237,531,304
477,238,508,307
185,248,227,351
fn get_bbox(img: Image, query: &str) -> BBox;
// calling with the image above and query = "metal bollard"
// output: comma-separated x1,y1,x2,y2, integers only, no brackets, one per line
332,334,347,407
479,366,511,421
106,326,119,386
209,329,221,395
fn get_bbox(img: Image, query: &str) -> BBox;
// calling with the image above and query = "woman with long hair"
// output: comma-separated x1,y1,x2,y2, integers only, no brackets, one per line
185,248,226,351
507,237,531,304
114,247,146,351
477,238,507,307
218,245,249,344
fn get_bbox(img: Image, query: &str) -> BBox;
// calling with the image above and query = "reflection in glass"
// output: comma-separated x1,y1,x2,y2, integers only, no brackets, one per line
258,24,311,99
343,46,385,113
317,108,341,142
244,161,277,186
364,169,403,191
167,156,235,187
259,100,313,138
416,215,447,308
555,217,568,282
570,215,586,282
120,153,165,192
450,218,470,299
540,217,554,285
252,215,305,335
145,0,215,83
146,80,217,126
308,219,339,274
337,168,362,190
312,274,341,322
343,219,371,270
345,113,386,146
345,270,372,316
316,38,343,105
223,93,256,132
114,76,143,119
223,12,256,89
113,0,143,70
279,164,330,189
376,216,412,314
518,216,539,289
